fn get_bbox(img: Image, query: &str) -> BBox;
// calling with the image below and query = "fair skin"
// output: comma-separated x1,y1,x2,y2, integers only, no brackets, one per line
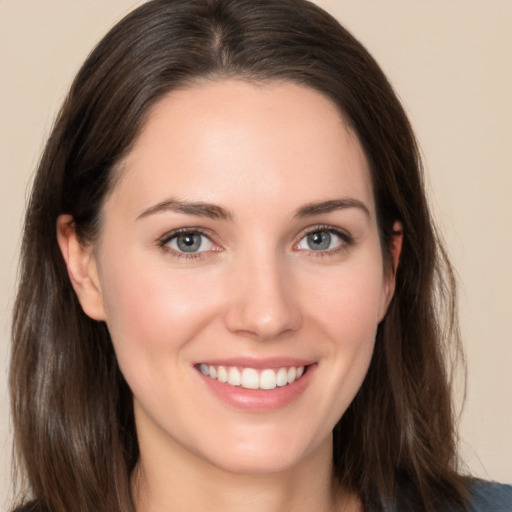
58,80,401,512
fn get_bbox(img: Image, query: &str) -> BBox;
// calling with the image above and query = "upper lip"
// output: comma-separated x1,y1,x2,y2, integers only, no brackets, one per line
194,357,315,370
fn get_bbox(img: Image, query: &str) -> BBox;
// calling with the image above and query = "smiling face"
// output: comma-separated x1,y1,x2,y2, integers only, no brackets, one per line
60,80,399,478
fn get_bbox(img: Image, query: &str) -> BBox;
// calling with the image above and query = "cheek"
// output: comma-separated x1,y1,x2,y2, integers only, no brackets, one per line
97,252,222,366
303,257,385,393
306,260,387,340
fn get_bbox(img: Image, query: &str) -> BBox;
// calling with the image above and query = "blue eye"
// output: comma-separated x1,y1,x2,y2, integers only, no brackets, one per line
165,231,214,253
297,229,347,252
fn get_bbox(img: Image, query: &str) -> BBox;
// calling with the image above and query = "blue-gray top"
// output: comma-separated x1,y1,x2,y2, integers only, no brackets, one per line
467,480,512,511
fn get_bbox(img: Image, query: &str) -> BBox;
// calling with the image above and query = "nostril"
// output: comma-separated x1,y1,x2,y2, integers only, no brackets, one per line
224,300,302,341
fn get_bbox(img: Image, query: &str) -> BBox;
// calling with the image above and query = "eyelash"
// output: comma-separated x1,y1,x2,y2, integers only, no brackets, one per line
157,225,354,260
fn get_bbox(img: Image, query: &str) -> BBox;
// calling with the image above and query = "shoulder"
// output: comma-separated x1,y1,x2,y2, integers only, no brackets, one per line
466,479,512,511
391,477,512,511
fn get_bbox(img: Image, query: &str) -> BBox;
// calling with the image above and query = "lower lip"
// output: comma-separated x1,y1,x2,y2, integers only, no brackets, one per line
197,365,316,412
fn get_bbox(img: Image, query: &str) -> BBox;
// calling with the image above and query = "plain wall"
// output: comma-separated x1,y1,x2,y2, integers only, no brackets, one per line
1,0,511,506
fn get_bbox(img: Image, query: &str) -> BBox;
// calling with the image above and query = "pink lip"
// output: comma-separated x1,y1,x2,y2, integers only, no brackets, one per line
195,357,315,370
196,361,317,412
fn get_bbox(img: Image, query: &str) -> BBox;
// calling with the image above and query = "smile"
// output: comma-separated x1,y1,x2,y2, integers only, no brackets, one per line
198,364,306,390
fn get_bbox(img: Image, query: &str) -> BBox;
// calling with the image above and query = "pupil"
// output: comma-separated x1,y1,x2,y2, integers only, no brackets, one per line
307,231,331,250
178,233,201,252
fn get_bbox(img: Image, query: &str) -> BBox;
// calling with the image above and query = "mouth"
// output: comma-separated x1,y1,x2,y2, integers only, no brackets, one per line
197,363,307,390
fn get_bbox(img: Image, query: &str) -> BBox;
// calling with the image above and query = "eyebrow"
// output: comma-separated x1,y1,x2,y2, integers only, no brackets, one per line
294,198,371,219
137,199,234,221
136,197,370,222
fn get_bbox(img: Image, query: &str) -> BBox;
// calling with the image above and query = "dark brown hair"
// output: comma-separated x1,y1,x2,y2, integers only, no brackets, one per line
10,1,467,510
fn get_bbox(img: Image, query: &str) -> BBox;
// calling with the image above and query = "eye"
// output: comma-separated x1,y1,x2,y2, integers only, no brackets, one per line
296,228,350,253
161,230,215,254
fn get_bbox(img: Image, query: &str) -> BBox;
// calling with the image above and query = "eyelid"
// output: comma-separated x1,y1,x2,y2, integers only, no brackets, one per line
158,226,209,244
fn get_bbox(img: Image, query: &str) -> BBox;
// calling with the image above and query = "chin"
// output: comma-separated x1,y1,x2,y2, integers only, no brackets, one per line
194,428,331,476
208,451,305,476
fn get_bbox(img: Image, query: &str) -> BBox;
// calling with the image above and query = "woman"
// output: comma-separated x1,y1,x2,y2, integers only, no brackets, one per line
9,1,511,511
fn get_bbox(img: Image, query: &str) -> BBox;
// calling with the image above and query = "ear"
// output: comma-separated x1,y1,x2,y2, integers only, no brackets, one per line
56,215,106,321
379,220,403,321
388,220,403,277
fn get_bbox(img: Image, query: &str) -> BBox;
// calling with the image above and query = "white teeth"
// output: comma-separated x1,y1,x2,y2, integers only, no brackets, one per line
208,365,217,379
199,364,306,390
260,369,277,389
217,366,228,383
241,368,259,389
227,367,242,386
276,367,288,387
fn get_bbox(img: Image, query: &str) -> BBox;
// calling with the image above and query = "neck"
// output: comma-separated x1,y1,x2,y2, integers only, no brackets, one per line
132,429,359,512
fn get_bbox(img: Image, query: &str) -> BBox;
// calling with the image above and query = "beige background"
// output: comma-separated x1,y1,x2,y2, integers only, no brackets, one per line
1,0,511,506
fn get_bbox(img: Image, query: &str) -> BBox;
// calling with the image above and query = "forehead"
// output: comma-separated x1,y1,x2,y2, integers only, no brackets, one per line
109,79,375,220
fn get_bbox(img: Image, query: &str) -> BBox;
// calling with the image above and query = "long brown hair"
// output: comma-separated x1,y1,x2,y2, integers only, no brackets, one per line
10,1,467,510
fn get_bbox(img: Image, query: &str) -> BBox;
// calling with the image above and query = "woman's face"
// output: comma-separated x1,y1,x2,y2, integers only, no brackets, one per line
66,80,398,475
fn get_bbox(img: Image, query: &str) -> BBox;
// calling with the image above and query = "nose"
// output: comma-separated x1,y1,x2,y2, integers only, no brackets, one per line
224,252,302,340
